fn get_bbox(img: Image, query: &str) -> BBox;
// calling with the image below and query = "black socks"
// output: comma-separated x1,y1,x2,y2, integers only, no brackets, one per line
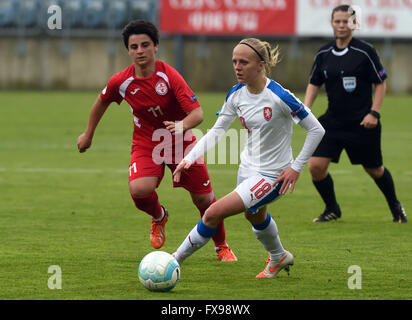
313,173,339,211
313,168,399,214
373,167,398,209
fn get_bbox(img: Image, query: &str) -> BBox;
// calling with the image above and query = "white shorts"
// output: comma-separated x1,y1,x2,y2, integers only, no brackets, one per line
234,165,283,214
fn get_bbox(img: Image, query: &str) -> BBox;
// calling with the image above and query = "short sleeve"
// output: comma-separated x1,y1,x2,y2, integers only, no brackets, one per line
169,67,200,113
309,54,325,86
366,46,387,84
100,75,123,105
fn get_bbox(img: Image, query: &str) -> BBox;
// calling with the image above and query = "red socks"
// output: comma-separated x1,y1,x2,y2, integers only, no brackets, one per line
132,192,227,248
132,191,163,220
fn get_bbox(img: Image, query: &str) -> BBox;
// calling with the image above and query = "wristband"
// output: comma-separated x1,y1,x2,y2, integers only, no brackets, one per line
369,110,380,119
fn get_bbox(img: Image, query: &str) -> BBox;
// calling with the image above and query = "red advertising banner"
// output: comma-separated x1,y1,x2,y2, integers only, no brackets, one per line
159,0,296,35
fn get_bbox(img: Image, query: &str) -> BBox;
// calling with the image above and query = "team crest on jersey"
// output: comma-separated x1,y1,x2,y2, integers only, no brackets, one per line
342,77,357,93
155,81,168,95
263,107,272,121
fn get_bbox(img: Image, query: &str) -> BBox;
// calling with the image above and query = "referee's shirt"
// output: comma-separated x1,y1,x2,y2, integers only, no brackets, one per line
309,38,387,128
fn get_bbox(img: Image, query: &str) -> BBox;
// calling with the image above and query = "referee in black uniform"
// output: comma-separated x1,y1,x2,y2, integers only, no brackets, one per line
305,5,407,223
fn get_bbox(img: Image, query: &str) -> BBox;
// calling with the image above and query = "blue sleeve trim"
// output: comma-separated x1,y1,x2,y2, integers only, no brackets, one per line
267,80,308,120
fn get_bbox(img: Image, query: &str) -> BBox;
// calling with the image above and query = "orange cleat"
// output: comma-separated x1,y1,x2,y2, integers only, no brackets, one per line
216,245,238,262
256,251,294,278
150,207,168,249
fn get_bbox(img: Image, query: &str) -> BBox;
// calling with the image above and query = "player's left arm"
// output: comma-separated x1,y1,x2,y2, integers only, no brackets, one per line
361,45,387,129
164,106,203,134
360,80,386,129
173,110,236,183
163,65,204,134
275,112,325,195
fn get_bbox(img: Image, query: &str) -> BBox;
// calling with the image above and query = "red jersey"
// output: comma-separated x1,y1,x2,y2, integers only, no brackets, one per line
100,61,200,157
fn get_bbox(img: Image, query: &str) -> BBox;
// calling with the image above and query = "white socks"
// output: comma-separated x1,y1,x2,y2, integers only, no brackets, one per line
252,213,286,261
173,220,216,265
173,213,285,265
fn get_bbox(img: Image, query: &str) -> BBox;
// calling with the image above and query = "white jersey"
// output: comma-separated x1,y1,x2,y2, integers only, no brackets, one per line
184,78,325,177
220,78,310,176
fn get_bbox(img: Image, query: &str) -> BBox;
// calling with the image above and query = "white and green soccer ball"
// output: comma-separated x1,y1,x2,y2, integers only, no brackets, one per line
138,251,180,292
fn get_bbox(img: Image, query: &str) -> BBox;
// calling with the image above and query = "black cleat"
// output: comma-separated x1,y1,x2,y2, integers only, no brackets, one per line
313,205,341,222
391,201,407,223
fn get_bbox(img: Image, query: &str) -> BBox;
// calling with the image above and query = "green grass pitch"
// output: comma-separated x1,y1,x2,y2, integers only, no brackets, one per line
0,90,411,300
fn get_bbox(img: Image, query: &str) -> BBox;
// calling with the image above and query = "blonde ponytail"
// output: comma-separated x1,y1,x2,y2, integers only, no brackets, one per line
238,38,281,76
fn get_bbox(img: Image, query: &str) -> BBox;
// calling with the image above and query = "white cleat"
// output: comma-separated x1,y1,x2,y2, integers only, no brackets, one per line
256,251,294,278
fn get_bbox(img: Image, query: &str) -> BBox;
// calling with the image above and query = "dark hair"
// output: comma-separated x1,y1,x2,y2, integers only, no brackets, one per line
331,4,355,20
121,20,159,49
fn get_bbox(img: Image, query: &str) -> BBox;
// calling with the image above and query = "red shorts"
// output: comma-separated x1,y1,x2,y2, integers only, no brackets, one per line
128,149,213,194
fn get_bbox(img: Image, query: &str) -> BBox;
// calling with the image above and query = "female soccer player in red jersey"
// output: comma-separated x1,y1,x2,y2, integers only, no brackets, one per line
77,20,237,261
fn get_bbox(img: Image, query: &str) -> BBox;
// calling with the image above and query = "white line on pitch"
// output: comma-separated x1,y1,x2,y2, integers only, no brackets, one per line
0,168,410,176
0,167,238,175
329,170,353,174
0,168,115,174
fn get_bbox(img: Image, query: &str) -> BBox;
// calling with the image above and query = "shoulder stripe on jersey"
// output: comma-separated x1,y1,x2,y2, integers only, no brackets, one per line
309,47,333,81
358,39,374,48
309,64,318,82
267,80,308,120
156,71,170,87
313,46,333,62
350,46,383,82
225,83,245,102
119,76,134,98
216,83,245,115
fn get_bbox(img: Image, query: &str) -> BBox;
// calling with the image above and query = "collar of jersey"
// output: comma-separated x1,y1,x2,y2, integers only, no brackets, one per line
332,47,349,56
332,38,354,57
246,78,271,96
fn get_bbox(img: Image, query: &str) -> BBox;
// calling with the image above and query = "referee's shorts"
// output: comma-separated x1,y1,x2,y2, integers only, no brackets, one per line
312,120,383,168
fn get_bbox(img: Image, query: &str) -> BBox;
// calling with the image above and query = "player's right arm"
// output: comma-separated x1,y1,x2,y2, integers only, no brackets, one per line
304,84,320,109
173,87,239,182
173,106,237,183
77,96,111,153
305,49,325,109
78,72,123,153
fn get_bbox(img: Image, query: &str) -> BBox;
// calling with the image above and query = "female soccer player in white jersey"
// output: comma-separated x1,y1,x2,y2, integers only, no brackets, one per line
172,38,325,278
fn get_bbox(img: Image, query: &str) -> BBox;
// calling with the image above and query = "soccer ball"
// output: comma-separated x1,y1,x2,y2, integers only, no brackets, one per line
138,251,180,292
